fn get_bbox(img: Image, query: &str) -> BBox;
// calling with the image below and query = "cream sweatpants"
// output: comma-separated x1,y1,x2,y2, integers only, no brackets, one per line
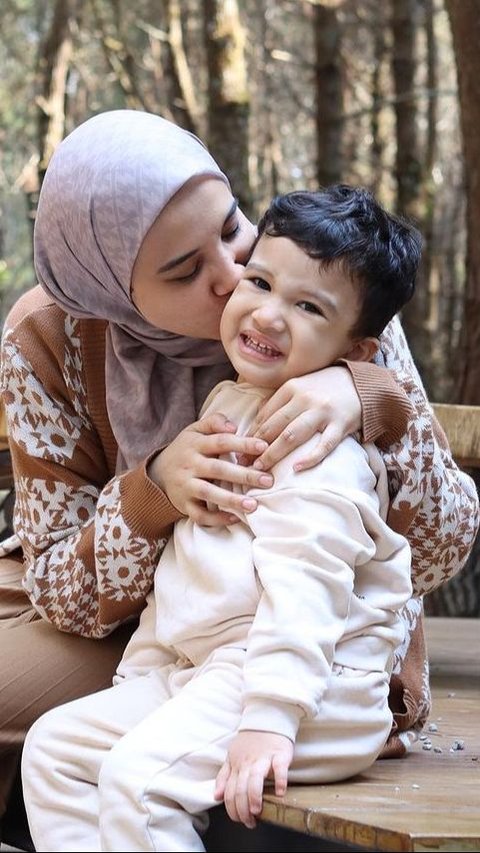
22,639,391,853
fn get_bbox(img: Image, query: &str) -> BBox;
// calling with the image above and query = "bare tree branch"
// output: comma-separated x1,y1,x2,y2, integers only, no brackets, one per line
89,0,154,111
166,0,202,135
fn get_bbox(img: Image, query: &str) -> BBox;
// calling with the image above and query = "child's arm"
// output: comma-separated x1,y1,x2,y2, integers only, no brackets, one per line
214,730,293,829
243,447,407,734
215,440,410,823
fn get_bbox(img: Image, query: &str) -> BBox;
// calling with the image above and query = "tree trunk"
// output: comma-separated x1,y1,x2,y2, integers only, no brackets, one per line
391,0,431,386
25,0,81,231
446,0,480,405
391,0,422,219
426,0,480,619
202,0,252,216
36,0,81,190
422,0,438,299
370,7,387,196
247,0,280,214
90,0,154,113
312,1,344,187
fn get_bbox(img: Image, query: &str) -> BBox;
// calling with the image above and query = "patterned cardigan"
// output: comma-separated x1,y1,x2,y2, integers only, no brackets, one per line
1,286,478,755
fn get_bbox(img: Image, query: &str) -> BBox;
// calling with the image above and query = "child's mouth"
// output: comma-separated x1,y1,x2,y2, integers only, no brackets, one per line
239,333,283,359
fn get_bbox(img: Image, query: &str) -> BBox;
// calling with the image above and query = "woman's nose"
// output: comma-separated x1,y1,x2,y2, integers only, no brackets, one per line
212,253,245,296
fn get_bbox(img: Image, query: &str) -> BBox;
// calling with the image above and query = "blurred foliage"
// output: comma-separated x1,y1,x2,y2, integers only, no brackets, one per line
0,0,469,401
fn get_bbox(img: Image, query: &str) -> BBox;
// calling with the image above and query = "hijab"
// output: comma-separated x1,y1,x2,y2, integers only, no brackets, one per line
34,110,235,471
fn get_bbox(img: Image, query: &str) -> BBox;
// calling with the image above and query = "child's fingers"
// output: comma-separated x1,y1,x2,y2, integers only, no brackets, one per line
214,761,230,800
272,754,289,797
247,765,268,817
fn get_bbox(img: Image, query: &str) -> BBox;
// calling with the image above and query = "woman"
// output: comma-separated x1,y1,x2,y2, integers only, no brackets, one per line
0,110,477,819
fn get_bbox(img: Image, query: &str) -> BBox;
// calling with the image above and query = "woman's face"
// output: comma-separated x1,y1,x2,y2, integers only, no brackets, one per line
131,177,256,339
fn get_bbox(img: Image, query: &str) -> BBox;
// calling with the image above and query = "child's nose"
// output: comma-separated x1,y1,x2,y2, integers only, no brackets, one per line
253,304,285,332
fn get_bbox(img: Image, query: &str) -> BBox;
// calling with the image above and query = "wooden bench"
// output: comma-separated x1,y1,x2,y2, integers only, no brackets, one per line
432,403,480,468
1,404,480,852
3,619,477,853
258,616,480,852
252,404,480,852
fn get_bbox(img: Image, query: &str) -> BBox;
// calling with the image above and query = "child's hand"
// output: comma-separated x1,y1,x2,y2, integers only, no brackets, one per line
214,730,293,829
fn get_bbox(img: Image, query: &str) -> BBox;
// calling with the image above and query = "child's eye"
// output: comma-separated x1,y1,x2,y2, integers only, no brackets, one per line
298,300,322,315
251,277,271,291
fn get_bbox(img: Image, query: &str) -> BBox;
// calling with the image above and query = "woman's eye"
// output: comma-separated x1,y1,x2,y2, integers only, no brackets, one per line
222,222,240,242
298,300,322,315
174,264,201,283
252,277,271,291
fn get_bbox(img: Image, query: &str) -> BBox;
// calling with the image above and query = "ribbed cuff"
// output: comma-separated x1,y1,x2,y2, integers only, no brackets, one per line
339,359,414,448
239,699,303,742
120,458,183,541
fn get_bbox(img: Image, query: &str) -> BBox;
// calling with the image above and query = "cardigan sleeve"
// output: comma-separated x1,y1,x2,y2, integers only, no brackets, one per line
0,299,181,638
343,358,414,447
350,315,479,596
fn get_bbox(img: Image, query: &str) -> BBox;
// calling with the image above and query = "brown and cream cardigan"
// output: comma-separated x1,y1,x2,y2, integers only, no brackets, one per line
1,286,478,754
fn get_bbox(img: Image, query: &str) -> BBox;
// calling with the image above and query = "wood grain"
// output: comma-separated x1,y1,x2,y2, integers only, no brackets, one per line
261,618,480,852
432,404,480,467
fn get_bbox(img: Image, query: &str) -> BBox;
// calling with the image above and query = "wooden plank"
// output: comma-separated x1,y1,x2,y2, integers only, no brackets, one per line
261,618,480,852
426,617,480,678
432,403,480,467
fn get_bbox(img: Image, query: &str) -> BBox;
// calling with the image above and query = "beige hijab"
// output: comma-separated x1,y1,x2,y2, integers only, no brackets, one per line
34,110,235,471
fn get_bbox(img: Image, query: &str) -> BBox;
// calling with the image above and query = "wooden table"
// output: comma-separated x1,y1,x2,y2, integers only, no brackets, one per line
261,617,480,852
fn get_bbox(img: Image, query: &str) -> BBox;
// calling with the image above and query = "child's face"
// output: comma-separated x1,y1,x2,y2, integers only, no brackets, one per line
220,235,366,389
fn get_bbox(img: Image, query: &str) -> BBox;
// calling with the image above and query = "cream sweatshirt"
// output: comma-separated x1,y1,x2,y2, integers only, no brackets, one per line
153,381,412,741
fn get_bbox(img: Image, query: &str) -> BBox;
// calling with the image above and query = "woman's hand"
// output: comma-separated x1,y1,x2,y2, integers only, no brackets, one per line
148,413,274,526
246,365,362,472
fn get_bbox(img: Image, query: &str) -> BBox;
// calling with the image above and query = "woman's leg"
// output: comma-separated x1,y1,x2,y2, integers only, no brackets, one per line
0,558,135,816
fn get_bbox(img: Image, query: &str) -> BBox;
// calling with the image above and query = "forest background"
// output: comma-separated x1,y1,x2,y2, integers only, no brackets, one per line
1,0,479,615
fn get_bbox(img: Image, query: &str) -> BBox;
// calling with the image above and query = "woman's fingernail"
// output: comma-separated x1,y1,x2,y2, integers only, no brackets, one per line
253,459,264,470
259,474,273,486
255,440,268,452
242,498,257,511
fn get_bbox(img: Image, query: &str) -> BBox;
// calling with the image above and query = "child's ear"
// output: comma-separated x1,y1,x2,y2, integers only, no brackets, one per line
343,337,379,363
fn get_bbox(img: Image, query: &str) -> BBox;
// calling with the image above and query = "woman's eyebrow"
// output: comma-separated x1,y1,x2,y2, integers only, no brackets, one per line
224,198,238,222
157,198,239,274
157,248,198,274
